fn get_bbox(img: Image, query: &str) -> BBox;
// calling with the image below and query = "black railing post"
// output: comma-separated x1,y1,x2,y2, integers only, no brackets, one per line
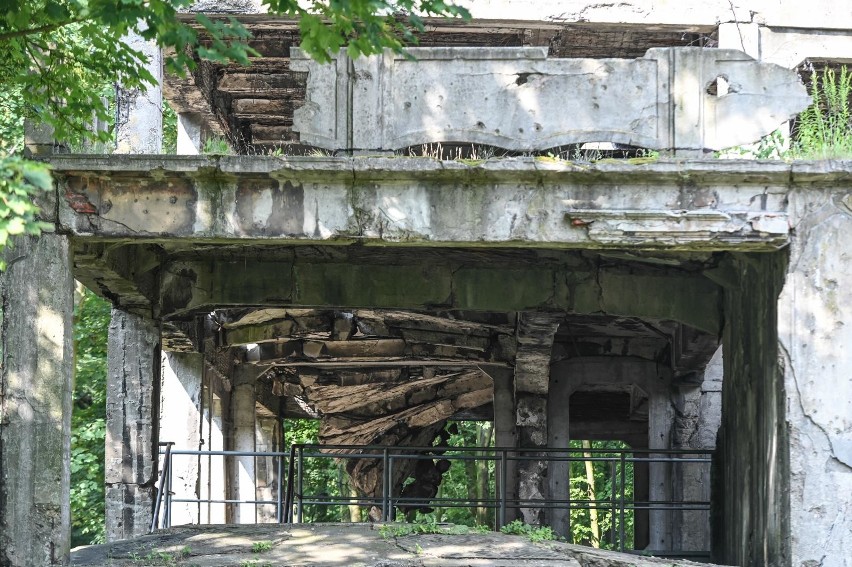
150,442,174,533
382,447,390,522
297,445,304,523
619,452,626,552
285,445,296,522
499,449,507,529
276,453,284,523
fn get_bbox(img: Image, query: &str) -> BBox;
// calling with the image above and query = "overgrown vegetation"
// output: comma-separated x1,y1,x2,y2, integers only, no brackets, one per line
70,288,111,546
500,519,558,543
790,66,852,159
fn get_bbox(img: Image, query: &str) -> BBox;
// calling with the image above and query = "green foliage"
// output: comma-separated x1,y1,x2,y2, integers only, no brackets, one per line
70,288,111,546
0,1,256,146
791,66,852,159
162,101,178,154
0,155,53,269
202,136,233,155
264,0,470,63
499,519,558,543
251,540,273,553
567,440,634,550
286,418,351,522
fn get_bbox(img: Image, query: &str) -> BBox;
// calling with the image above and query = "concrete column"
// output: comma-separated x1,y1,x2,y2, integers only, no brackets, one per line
487,366,517,526
255,414,281,523
671,347,721,552
546,364,571,539
778,194,852,567
114,29,162,154
105,309,160,541
199,364,228,524
647,389,673,551
513,313,560,526
176,113,204,155
230,364,259,523
0,234,73,566
713,252,788,567
159,351,203,526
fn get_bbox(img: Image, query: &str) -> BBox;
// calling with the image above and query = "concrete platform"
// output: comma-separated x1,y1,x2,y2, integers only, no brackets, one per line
71,523,718,566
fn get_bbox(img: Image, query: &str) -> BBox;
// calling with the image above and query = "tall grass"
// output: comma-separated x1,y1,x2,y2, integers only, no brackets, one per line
791,66,852,159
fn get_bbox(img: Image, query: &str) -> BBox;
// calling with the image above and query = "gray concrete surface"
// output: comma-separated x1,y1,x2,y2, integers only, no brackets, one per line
292,47,808,153
71,523,718,566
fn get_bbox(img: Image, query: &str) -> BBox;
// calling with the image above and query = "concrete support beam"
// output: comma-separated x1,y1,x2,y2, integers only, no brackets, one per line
199,365,228,524
230,365,260,523
0,234,74,566
53,155,794,252
547,357,571,539
105,310,160,541
648,390,674,551
115,29,162,154
714,252,789,567
484,366,517,526
160,258,721,336
514,313,560,525
159,352,203,526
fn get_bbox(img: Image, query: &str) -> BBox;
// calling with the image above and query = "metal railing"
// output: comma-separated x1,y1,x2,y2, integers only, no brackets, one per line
152,443,712,557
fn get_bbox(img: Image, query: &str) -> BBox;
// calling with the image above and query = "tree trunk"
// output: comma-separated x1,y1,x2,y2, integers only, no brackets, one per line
582,440,600,548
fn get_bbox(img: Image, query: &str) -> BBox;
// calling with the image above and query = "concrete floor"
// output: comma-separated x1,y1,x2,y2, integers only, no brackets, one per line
71,523,718,566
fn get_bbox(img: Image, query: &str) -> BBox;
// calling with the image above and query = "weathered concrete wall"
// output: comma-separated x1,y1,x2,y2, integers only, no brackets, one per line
714,252,789,567
0,234,74,567
105,310,160,541
778,186,852,567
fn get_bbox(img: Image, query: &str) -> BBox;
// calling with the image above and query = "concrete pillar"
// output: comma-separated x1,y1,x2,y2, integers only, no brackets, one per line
199,364,228,524
513,313,560,525
547,364,571,539
647,389,673,551
0,234,74,566
176,113,204,155
713,252,788,567
671,347,721,552
105,309,160,541
255,414,281,523
114,29,162,154
778,196,852,567
159,351,203,526
230,364,259,523
487,366,517,526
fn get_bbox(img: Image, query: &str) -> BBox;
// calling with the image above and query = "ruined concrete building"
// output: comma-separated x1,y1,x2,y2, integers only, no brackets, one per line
2,1,852,566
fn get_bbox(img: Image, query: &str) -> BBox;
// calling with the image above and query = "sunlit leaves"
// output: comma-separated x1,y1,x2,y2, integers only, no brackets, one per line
0,155,52,267
270,0,471,63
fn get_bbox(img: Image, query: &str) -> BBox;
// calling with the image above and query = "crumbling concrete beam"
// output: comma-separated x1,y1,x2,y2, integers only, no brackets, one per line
159,256,722,336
